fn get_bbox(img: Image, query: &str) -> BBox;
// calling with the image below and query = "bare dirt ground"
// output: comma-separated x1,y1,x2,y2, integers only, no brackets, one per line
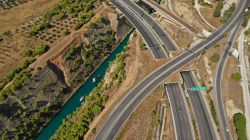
0,0,60,33
167,0,205,30
162,0,211,31
156,16,194,49
84,33,168,139
117,85,175,140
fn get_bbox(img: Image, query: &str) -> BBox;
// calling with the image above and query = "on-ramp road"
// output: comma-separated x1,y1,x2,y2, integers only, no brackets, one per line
94,0,249,139
214,22,241,140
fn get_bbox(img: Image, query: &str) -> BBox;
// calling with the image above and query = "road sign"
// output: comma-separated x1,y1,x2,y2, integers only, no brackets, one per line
190,86,206,91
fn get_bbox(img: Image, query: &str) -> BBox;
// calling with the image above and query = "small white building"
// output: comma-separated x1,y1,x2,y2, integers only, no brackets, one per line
204,0,213,5
231,48,239,59
202,29,212,37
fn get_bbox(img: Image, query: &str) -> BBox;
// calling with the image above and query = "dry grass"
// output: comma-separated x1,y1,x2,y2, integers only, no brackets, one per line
200,3,222,28
222,56,244,140
0,0,59,78
0,0,59,33
117,86,163,140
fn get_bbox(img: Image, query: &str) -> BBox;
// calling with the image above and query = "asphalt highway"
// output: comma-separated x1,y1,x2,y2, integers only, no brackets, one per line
213,22,241,140
111,0,166,59
165,83,194,140
94,0,249,139
141,0,200,35
121,0,177,51
181,71,216,140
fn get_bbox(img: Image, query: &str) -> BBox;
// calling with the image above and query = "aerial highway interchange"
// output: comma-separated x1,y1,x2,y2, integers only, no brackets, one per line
95,0,250,140
1,0,250,139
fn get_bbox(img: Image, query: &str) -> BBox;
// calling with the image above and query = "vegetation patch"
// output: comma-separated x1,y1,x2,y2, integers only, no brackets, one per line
29,22,51,37
233,113,247,140
213,0,224,17
242,8,250,27
209,100,219,126
223,3,235,23
140,42,148,50
231,72,241,80
244,28,250,36
24,44,50,57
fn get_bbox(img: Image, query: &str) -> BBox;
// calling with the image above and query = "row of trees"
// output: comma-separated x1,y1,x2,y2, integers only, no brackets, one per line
0,67,33,101
0,58,35,91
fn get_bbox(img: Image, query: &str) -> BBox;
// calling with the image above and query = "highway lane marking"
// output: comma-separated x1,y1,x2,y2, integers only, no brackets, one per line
121,0,177,51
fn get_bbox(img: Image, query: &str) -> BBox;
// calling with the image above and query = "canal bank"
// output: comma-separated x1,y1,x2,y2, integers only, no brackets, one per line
36,31,133,140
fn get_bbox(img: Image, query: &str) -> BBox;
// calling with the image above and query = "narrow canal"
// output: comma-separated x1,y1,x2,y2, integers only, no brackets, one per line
36,32,132,140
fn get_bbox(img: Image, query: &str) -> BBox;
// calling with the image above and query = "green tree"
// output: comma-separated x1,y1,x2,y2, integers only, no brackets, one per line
233,113,247,140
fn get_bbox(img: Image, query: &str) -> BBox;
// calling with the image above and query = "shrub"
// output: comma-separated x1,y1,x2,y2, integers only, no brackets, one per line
210,53,220,63
64,29,70,36
214,44,220,48
244,29,250,36
24,50,33,57
2,31,12,37
231,72,241,80
0,92,7,101
34,44,49,55
140,42,148,50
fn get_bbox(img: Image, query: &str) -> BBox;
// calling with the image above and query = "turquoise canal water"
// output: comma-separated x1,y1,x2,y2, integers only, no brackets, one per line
36,32,132,140
156,0,161,4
